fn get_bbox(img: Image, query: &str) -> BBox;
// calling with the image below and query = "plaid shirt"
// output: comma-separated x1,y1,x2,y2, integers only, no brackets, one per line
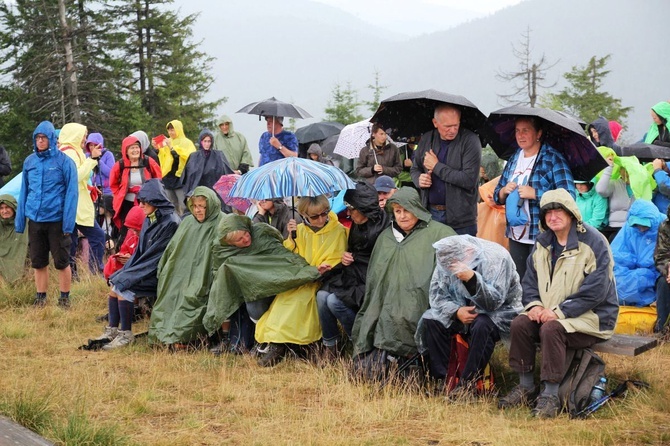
494,144,576,240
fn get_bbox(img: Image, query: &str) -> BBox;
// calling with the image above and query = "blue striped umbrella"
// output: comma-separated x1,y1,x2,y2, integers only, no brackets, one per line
228,157,356,200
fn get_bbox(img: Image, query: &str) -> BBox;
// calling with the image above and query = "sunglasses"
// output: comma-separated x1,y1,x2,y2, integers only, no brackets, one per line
305,209,330,221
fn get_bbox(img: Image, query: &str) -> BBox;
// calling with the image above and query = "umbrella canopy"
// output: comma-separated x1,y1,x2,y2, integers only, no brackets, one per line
229,157,356,200
236,97,312,119
212,174,252,213
320,134,339,157
295,121,344,144
370,89,487,139
333,119,373,159
485,105,607,181
614,143,670,162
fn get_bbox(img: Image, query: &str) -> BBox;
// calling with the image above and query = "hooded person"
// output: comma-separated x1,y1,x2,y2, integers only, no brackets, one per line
498,188,618,419
644,102,670,147
99,179,181,349
588,116,621,151
102,205,145,280
17,121,78,306
574,179,608,230
59,122,107,276
85,133,115,196
158,119,197,215
149,187,225,346
416,235,523,394
131,130,159,165
0,194,29,283
653,203,670,333
307,143,334,166
609,121,623,143
202,214,322,353
181,129,233,199
213,114,254,173
611,199,666,306
351,187,456,380
109,135,162,230
316,182,391,354
479,150,502,187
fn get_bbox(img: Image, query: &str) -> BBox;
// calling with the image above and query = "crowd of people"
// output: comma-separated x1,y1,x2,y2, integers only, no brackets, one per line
3,99,670,419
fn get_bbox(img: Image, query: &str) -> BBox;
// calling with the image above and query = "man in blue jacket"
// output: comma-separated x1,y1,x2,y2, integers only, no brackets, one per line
16,121,78,307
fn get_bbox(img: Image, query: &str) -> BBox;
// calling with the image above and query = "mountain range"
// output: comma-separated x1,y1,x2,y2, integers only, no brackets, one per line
174,0,669,162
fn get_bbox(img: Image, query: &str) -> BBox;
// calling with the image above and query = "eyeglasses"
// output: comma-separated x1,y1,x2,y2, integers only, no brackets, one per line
305,209,330,221
35,135,48,141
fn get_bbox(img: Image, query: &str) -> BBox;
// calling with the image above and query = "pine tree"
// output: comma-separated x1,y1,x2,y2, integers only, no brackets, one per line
542,55,632,125
324,82,364,125
364,70,388,114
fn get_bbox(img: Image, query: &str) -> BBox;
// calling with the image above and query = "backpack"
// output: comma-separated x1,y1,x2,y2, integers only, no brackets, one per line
558,348,606,416
446,334,494,393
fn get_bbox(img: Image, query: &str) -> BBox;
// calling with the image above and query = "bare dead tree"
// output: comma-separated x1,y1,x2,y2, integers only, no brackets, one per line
58,0,81,122
496,26,558,107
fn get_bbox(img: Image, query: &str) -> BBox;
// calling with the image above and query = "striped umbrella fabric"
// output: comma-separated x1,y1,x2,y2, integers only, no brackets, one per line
228,157,356,200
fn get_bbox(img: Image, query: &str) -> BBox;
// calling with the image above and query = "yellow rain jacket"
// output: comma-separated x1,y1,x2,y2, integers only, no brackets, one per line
59,123,97,227
158,120,196,178
255,211,348,344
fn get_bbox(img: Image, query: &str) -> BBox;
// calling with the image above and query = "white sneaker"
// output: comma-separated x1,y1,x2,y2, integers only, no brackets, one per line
95,326,118,341
102,330,134,350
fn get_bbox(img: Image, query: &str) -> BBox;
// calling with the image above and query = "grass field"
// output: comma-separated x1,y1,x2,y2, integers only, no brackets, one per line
1,269,670,446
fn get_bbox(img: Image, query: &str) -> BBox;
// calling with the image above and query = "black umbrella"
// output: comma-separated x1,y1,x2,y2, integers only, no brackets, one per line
614,143,670,162
236,97,312,119
484,105,607,181
319,134,339,157
370,89,487,139
295,121,344,144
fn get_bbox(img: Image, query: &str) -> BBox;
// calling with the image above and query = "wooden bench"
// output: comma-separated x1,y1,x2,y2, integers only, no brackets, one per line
592,334,659,357
0,416,53,445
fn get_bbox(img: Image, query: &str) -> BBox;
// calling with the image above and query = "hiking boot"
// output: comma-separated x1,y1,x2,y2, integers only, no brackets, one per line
531,394,560,418
102,330,134,350
58,297,71,309
250,342,269,357
95,326,119,342
498,385,539,409
33,296,47,308
257,343,286,367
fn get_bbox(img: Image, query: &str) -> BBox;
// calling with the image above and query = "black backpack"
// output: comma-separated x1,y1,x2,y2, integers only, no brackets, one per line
558,348,606,416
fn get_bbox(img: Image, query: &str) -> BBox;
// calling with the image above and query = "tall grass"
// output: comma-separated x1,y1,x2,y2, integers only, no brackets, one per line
1,268,670,445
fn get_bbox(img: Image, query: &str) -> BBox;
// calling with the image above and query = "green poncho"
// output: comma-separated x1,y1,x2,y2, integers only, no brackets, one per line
149,187,224,344
352,187,456,357
0,194,28,283
644,102,670,144
202,214,321,335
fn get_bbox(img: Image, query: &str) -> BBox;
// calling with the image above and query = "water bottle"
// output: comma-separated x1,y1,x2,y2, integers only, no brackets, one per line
589,377,607,404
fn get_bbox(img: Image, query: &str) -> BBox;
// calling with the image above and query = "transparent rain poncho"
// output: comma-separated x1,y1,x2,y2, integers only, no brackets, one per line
415,235,523,353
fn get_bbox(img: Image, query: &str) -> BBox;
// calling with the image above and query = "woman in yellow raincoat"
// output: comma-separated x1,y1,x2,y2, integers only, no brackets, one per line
157,119,196,216
255,194,348,367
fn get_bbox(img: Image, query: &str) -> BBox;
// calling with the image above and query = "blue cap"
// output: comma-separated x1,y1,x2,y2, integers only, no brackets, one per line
374,175,396,193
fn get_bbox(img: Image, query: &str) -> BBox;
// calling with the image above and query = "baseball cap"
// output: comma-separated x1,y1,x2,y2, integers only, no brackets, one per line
374,175,396,193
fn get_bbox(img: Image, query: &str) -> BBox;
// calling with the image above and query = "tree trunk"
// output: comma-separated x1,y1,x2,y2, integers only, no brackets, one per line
145,0,155,116
58,0,80,122
136,0,146,103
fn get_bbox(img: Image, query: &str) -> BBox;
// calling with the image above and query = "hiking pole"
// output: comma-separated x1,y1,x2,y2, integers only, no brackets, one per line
379,352,422,391
572,380,650,419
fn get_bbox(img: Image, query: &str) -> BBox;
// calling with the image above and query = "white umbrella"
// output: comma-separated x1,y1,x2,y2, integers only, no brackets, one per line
333,118,372,159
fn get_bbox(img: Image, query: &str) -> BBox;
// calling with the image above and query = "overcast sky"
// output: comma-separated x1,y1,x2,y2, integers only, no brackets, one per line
311,0,525,35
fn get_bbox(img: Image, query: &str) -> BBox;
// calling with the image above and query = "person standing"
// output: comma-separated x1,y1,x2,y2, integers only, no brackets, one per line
59,123,106,277
494,117,575,280
498,189,618,419
354,124,401,184
0,145,11,188
158,120,196,216
410,104,482,236
16,121,78,307
258,116,298,166
213,115,254,174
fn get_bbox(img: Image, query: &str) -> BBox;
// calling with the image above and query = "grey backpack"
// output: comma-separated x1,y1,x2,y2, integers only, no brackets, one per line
558,348,606,416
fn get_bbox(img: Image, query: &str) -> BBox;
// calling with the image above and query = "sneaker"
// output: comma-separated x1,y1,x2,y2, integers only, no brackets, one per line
257,343,286,367
58,297,70,309
498,385,539,409
250,342,269,357
95,326,119,342
102,330,134,350
531,394,560,418
33,296,47,308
